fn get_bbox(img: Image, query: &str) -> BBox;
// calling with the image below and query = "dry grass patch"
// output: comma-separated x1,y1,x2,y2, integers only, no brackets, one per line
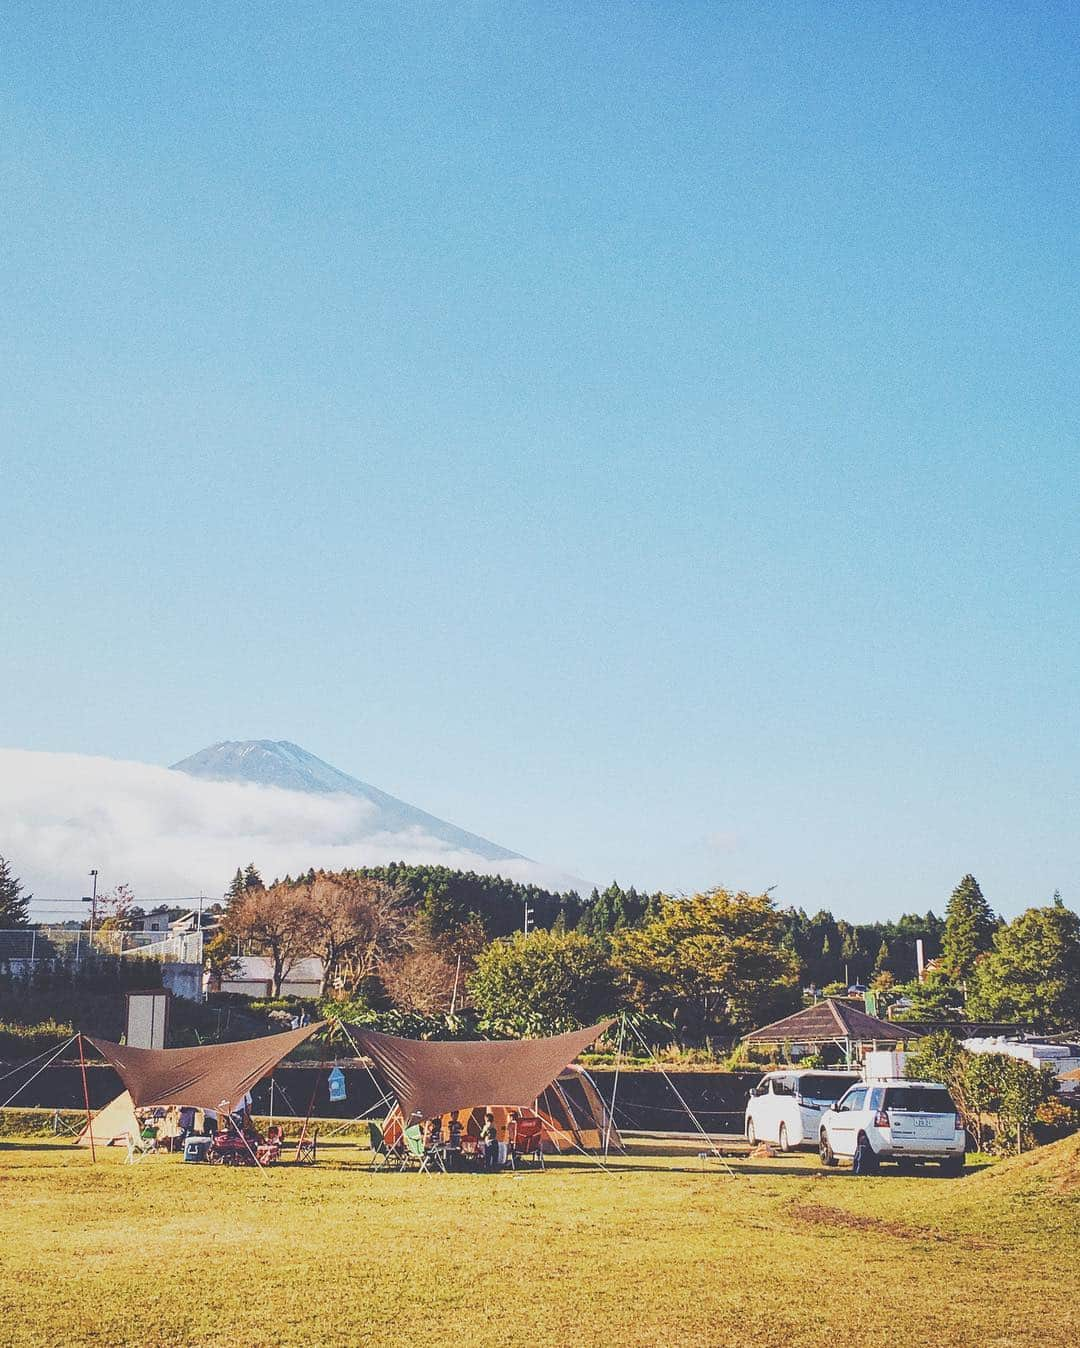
0,1138,1075,1347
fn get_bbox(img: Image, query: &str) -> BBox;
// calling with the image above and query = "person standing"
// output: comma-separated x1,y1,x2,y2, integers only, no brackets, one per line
446,1111,463,1170
480,1112,500,1170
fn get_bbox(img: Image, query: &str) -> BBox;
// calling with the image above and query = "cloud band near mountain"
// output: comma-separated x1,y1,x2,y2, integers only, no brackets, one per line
0,748,574,913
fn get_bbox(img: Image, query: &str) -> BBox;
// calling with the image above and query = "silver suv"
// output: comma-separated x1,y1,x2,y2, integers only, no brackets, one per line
818,1079,966,1174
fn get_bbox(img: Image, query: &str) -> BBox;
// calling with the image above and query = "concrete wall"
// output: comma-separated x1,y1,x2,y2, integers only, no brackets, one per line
161,962,203,1002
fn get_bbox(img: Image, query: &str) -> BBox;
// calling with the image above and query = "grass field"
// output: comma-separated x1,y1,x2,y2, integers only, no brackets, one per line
0,1135,1076,1347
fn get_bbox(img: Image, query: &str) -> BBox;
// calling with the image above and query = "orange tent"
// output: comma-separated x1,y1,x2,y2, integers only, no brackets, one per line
381,1065,621,1153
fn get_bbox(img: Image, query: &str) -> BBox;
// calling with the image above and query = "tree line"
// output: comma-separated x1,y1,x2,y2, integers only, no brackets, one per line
217,867,800,1041
4,849,1077,1042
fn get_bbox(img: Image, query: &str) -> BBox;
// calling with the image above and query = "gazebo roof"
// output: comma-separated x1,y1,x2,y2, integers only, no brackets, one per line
742,998,909,1045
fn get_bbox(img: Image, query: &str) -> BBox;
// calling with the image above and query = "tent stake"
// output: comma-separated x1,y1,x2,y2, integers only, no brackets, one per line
77,1034,96,1163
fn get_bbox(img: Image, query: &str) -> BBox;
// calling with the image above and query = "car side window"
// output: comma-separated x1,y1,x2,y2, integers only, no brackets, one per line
837,1088,866,1113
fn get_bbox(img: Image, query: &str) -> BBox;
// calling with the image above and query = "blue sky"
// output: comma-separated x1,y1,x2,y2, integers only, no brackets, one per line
2,3,1077,919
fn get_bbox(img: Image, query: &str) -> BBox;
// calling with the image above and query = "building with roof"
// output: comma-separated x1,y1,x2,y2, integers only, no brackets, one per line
742,998,914,1065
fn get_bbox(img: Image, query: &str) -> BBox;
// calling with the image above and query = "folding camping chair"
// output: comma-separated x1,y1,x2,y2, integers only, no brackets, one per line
508,1116,546,1170
368,1121,402,1172
295,1127,318,1165
402,1123,446,1174
125,1131,155,1164
256,1126,284,1166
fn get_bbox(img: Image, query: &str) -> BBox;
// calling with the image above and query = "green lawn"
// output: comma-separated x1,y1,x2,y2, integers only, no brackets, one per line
0,1137,1075,1347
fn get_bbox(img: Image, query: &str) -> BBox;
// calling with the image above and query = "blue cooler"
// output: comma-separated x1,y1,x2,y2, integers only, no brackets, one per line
183,1136,212,1163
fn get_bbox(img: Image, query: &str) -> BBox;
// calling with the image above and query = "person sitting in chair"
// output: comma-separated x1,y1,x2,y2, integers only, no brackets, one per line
480,1112,500,1170
422,1116,443,1156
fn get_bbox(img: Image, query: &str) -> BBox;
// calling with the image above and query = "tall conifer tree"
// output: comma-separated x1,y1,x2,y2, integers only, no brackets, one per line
942,874,996,984
0,855,32,927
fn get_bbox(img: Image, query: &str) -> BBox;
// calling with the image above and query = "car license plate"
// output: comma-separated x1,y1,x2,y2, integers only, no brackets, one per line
914,1117,933,1128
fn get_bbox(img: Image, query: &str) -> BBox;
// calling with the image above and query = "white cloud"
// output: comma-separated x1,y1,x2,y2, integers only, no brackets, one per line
0,748,577,911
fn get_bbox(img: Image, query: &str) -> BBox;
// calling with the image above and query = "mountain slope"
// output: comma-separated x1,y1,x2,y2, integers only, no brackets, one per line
170,740,523,863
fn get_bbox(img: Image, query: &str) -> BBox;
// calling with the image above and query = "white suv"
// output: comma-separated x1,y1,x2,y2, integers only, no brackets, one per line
744,1070,862,1151
818,1079,966,1174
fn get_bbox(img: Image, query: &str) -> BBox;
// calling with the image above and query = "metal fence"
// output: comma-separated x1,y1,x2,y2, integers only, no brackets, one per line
0,927,204,965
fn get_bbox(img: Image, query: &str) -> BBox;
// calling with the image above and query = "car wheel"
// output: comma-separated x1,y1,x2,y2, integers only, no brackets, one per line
819,1132,838,1168
778,1124,789,1153
853,1133,878,1175
939,1155,965,1177
746,1120,757,1146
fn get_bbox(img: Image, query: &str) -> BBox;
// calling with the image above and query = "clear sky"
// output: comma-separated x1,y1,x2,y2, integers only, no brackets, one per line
2,3,1077,920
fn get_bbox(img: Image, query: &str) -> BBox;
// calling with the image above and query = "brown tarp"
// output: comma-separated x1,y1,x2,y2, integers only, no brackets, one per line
86,1022,325,1110
381,1068,623,1152
348,1020,613,1121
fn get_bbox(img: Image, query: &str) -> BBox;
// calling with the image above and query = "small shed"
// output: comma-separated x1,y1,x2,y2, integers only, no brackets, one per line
742,998,913,1065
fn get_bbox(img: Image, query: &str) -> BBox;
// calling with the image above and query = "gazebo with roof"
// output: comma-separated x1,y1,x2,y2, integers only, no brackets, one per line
742,998,913,1065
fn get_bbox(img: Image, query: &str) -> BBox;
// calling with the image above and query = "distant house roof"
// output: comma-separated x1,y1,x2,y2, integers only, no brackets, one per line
742,998,910,1045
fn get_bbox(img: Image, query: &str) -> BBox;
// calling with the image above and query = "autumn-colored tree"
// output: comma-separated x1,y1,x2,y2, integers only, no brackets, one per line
95,883,138,933
294,871,409,996
378,908,484,1014
380,947,458,1015
224,882,309,997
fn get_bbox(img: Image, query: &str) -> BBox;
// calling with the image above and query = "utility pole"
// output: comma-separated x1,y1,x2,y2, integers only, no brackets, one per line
523,898,534,935
82,869,99,945
449,951,462,1015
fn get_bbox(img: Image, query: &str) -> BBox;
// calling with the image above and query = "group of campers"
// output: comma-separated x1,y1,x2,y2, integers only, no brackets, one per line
65,1019,620,1171
132,1104,215,1152
419,1108,540,1170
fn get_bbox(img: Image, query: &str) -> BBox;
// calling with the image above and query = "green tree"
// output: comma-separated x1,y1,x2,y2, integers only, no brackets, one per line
968,900,1080,1030
242,863,265,892
888,971,964,1022
467,929,617,1037
0,855,31,927
612,889,799,1042
903,1033,1055,1151
941,874,996,985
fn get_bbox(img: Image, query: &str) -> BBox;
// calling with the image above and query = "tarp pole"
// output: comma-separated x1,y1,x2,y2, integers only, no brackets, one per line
227,1111,267,1173
604,1014,625,1160
77,1034,96,1163
623,1018,740,1179
294,1072,320,1162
